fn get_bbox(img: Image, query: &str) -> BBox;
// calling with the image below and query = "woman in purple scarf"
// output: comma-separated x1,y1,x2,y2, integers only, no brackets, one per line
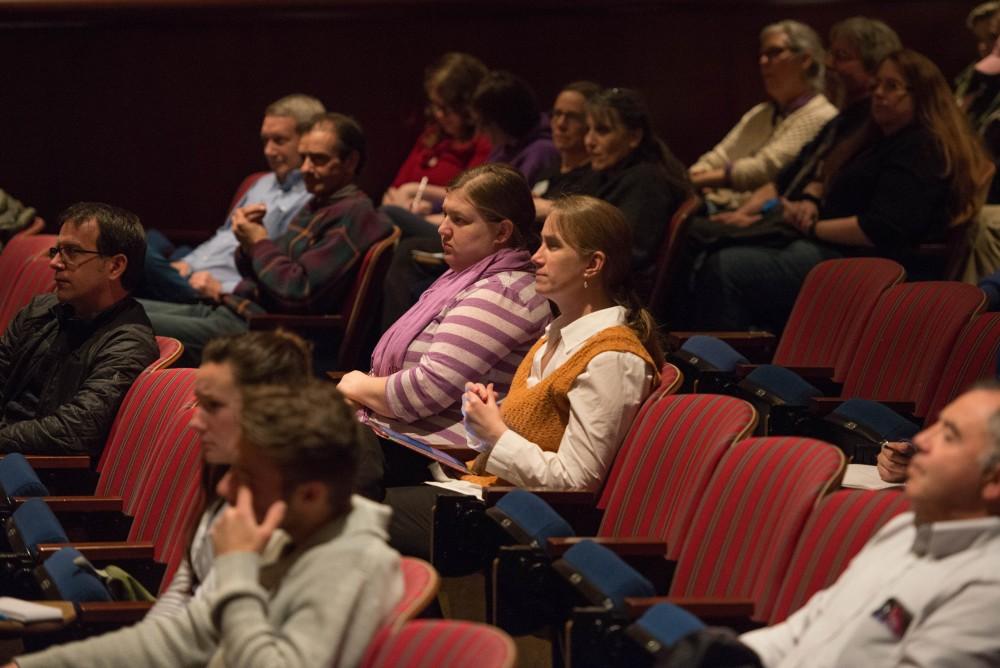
338,164,551,483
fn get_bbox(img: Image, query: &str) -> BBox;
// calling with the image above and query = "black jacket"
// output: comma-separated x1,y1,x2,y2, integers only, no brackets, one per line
0,294,158,455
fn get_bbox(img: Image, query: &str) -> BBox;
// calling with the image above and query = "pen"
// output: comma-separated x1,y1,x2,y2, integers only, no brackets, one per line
410,176,429,213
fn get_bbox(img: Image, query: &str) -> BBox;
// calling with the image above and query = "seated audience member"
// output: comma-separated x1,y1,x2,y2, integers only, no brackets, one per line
876,439,915,483
141,113,393,367
338,164,550,469
733,385,1000,667
385,196,661,559
690,20,837,212
955,2,1000,100
577,87,693,292
382,52,491,222
147,330,313,620
691,49,990,331
532,80,603,200
9,381,402,668
142,94,325,303
0,202,157,455
0,187,40,244
472,70,560,186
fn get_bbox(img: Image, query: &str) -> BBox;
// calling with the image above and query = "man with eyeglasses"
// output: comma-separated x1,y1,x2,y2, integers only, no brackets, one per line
140,113,393,367
0,202,157,456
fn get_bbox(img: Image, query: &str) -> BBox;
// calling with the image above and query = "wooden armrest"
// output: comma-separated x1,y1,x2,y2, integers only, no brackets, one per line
625,596,755,620
14,496,123,513
547,536,668,558
77,601,154,624
18,455,91,470
810,397,916,417
736,364,834,380
483,487,598,507
247,314,345,331
36,542,155,560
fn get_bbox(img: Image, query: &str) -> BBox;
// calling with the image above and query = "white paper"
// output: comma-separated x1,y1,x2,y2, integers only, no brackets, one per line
0,597,63,622
841,463,904,490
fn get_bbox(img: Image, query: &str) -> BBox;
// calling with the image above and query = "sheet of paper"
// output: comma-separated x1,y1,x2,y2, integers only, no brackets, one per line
0,597,63,622
842,463,904,490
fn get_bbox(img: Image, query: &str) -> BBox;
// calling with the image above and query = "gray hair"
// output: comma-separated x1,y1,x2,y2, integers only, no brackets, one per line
968,2,1000,29
829,17,902,74
265,94,327,134
974,380,1000,468
761,20,826,92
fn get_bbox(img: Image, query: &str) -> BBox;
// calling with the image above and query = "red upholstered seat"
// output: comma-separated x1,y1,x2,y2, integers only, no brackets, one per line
125,404,203,590
146,336,184,372
597,394,757,559
768,488,909,624
648,194,701,316
923,312,1000,424
668,436,845,623
228,172,267,212
358,558,441,666
839,282,985,418
95,368,197,514
0,252,56,334
773,258,905,382
363,619,517,668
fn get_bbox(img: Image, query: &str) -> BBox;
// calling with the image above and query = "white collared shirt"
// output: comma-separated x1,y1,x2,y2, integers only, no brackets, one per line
480,305,653,491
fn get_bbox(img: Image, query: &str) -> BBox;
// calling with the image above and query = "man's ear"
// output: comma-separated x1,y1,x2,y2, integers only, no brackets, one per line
983,462,1000,505
344,150,361,177
294,480,331,507
106,254,128,283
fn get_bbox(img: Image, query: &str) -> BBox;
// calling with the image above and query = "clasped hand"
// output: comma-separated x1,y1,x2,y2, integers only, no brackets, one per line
462,382,506,449
232,203,269,249
212,486,286,556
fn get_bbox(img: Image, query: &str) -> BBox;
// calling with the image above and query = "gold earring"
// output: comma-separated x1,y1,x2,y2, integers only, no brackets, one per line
584,278,589,289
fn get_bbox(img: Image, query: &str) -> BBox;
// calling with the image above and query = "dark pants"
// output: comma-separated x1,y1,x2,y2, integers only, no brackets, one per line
138,229,201,303
385,484,463,561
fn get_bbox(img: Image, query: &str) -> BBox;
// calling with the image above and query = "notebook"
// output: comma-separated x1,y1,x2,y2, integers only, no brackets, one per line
369,424,470,475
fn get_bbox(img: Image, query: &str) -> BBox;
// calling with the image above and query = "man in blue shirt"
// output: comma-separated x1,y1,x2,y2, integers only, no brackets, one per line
140,94,325,303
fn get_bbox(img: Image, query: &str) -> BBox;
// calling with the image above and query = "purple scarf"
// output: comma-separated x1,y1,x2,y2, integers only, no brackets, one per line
371,247,534,375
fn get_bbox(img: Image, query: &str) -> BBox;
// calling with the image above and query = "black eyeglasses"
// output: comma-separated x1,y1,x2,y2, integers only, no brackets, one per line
48,245,105,265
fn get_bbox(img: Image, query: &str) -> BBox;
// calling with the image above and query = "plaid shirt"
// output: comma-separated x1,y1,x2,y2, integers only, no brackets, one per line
223,185,391,317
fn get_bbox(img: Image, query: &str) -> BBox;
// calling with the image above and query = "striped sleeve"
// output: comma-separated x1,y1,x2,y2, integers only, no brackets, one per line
385,272,547,422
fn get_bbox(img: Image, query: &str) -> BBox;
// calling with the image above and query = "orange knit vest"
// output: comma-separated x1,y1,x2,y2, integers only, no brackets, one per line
463,325,655,486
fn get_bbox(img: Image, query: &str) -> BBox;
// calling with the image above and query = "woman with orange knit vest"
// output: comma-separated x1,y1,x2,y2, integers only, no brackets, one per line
384,194,661,559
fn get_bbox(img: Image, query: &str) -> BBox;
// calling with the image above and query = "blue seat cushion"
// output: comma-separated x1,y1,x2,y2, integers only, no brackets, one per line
39,548,112,602
557,540,655,612
633,602,706,646
0,453,49,497
678,336,749,373
830,398,920,441
10,498,68,557
490,489,574,550
742,364,822,406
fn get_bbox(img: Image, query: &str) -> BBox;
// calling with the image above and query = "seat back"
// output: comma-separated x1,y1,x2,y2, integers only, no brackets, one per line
147,336,184,372
227,172,268,213
840,282,985,417
768,488,909,624
95,368,198,512
923,312,1000,424
773,258,905,382
597,394,757,560
126,404,204,589
0,251,56,334
363,619,517,668
336,224,401,369
358,558,442,666
647,194,701,316
669,436,845,623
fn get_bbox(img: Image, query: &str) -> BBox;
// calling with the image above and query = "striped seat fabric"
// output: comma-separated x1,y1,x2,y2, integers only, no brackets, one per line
839,282,984,419
597,394,757,559
668,437,845,624
358,558,441,666
147,336,184,372
125,404,203,591
768,488,910,624
95,368,197,514
773,258,905,382
922,312,1000,424
363,620,516,668
0,253,56,333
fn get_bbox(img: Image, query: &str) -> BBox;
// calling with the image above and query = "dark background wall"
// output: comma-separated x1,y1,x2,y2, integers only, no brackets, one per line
0,0,975,233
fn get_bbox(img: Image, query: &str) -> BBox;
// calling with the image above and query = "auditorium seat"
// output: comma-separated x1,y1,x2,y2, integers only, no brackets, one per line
147,336,184,372
362,619,516,668
647,194,701,319
0,251,55,334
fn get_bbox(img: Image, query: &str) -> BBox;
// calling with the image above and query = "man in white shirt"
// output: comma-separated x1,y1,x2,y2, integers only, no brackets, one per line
737,383,1000,667
140,93,324,303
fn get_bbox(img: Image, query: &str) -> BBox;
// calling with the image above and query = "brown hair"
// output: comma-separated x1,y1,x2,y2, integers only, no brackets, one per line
548,195,664,367
424,52,488,143
239,382,362,514
882,49,993,223
448,163,538,251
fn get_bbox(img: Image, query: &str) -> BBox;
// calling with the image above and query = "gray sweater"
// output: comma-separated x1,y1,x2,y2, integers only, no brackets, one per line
18,496,403,668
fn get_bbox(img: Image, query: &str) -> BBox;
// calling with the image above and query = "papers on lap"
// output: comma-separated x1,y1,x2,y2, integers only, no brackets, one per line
842,463,904,490
369,424,469,475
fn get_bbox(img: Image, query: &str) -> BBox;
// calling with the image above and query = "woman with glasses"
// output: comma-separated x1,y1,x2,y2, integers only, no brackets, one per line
693,49,992,331
690,20,837,212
